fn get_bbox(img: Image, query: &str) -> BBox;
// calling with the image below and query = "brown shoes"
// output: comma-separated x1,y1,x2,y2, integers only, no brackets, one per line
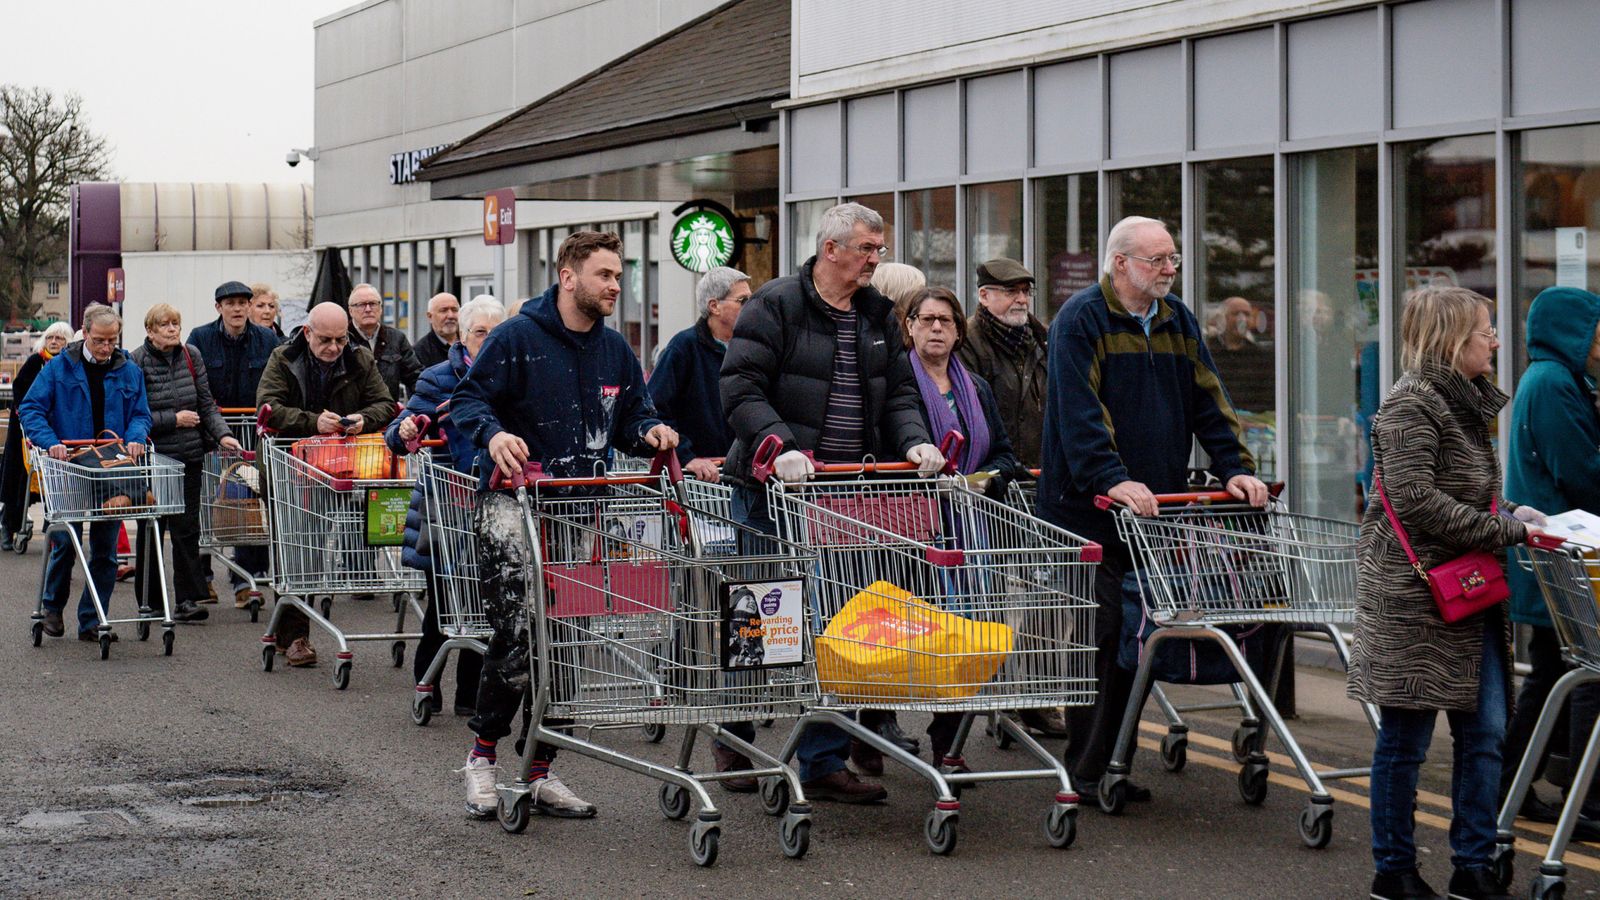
849,740,885,777
803,768,887,804
234,588,254,609
711,744,759,793
285,638,318,667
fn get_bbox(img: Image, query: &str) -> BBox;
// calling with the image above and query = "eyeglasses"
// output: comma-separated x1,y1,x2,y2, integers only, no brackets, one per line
1123,252,1183,270
847,242,890,259
911,314,957,328
310,333,350,346
985,285,1035,300
349,301,381,310
1474,327,1499,340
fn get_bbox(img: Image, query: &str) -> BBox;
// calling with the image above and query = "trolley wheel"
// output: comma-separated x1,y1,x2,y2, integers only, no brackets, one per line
1298,804,1333,849
1239,764,1269,806
780,814,810,859
1098,777,1128,815
249,596,261,624
640,722,666,743
14,533,29,554
994,715,1015,751
1231,724,1258,763
390,641,405,668
759,776,790,817
1160,733,1188,773
1045,804,1077,849
162,630,174,657
1490,846,1514,891
658,783,690,820
320,596,333,619
262,644,276,672
411,692,433,727
1531,875,1566,900
136,620,150,642
690,821,720,867
924,811,958,856
499,794,531,834
332,661,351,691
98,634,111,660
31,621,42,647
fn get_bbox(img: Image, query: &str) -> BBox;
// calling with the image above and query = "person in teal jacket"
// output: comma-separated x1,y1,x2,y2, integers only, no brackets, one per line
1500,285,1600,830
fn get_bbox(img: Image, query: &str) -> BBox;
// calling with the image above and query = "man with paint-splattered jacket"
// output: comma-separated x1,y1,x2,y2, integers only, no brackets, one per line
447,230,677,822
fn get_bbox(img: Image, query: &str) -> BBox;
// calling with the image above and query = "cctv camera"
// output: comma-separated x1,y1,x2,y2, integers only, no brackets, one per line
286,151,300,168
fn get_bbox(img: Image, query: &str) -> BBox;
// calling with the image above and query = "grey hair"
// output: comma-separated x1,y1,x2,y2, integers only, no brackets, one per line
81,304,121,333
815,202,884,256
696,266,750,313
349,283,380,302
33,321,74,353
1102,216,1169,275
458,296,506,335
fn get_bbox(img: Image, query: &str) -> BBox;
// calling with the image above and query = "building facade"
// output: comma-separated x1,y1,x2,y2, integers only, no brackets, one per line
780,0,1600,522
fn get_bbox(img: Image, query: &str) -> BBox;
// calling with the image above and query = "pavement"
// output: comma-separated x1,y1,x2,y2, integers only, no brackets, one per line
2,541,1598,899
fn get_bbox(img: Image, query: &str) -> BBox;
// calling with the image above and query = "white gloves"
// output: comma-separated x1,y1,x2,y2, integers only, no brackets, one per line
774,449,815,484
906,443,946,477
1513,505,1548,526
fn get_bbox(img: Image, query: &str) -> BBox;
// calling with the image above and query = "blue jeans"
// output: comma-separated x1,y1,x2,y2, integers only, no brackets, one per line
720,483,855,782
42,521,121,633
1369,618,1508,874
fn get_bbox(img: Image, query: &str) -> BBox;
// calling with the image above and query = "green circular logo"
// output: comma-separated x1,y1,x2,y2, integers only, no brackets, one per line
670,208,737,273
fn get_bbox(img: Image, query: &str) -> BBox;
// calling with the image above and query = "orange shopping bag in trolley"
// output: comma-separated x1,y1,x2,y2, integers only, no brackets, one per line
816,580,1013,703
291,434,403,480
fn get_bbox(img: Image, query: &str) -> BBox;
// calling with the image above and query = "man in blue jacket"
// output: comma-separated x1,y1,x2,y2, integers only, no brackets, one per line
188,280,280,607
20,305,153,642
449,231,678,820
1500,286,1600,832
1038,215,1267,804
648,265,749,482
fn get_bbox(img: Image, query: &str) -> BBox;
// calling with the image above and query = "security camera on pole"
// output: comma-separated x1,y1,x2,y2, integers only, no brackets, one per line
483,189,516,302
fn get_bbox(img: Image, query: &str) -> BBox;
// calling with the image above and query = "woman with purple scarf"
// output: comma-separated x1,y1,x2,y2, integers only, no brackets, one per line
904,285,1026,770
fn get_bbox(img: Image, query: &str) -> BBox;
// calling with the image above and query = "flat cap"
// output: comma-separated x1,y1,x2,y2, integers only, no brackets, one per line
976,258,1034,287
214,281,253,302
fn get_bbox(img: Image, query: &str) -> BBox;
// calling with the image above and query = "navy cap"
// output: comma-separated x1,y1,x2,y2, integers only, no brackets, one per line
214,281,253,303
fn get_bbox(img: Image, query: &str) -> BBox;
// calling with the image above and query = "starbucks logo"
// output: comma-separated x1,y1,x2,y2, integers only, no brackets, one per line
670,208,737,273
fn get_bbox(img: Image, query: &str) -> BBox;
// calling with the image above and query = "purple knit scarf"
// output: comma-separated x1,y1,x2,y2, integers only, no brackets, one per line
910,352,990,474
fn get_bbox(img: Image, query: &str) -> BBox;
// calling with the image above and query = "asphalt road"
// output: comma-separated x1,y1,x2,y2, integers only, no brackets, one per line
1,541,1597,899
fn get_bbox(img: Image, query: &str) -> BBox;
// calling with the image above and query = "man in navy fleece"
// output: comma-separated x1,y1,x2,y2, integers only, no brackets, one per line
448,230,678,820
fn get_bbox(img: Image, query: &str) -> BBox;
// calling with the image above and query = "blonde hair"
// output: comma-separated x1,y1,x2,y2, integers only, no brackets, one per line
1400,285,1491,374
144,303,181,331
872,263,927,345
250,282,277,301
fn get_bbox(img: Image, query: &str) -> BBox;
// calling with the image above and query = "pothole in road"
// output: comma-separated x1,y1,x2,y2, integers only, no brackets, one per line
181,790,329,808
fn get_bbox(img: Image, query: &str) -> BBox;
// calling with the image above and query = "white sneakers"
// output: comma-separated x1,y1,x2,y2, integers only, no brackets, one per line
531,774,597,819
460,756,497,818
459,757,597,820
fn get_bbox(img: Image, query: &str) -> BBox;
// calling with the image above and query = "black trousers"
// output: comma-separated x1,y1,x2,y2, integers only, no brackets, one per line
134,460,206,608
1064,549,1150,783
415,571,482,708
1502,625,1600,812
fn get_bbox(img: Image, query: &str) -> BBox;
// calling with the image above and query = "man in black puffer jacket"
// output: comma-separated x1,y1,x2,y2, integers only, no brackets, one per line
719,202,943,804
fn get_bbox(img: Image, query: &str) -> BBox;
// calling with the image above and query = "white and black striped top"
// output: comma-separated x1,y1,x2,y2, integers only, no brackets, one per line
815,304,864,463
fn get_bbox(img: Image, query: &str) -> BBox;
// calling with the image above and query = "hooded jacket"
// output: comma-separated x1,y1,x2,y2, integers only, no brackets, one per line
649,318,732,464
386,342,477,571
256,330,395,439
130,340,232,464
186,318,281,410
19,342,153,449
1506,286,1600,627
450,285,661,489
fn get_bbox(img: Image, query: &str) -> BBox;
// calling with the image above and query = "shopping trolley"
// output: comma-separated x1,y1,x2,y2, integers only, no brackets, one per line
1095,489,1368,849
200,409,269,620
27,440,185,658
755,435,1100,856
256,407,433,690
1495,533,1598,899
411,457,488,725
491,454,817,866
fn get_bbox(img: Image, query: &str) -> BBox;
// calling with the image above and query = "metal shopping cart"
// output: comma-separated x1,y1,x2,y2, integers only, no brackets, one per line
756,436,1100,856
1496,533,1600,899
1096,489,1367,849
199,409,269,620
27,440,185,658
256,417,433,689
491,455,817,866
411,458,489,725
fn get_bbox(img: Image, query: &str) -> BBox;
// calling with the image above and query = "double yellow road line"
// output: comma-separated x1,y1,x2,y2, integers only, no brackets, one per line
1132,719,1600,872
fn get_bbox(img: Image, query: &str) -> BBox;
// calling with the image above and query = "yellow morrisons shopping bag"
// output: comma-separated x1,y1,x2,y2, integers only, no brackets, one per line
816,580,1013,703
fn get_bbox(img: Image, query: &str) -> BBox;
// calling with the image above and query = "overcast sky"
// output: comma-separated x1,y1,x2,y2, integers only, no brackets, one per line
0,0,351,184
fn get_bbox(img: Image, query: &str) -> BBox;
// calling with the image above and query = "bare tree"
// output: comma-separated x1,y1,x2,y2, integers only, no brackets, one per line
0,85,113,321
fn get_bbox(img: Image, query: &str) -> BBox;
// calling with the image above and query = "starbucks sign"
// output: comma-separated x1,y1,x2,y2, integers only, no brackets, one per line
670,202,741,273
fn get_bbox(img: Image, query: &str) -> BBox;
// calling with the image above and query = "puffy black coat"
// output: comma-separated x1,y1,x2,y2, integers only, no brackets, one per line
720,256,928,483
131,340,232,463
351,323,423,401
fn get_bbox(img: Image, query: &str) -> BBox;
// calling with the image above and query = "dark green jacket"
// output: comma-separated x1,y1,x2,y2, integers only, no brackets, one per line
256,331,395,438
1507,286,1600,627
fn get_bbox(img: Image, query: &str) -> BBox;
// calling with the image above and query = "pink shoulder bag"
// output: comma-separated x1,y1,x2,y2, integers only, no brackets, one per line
1373,474,1508,623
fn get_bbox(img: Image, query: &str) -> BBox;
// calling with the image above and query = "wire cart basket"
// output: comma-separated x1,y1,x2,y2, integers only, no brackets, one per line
28,442,185,658
199,410,269,620
1496,533,1600,899
490,454,819,866
756,436,1100,856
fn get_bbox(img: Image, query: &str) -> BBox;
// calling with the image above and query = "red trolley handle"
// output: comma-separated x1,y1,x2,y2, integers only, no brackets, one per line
402,414,432,454
218,407,257,415
1094,483,1285,510
1527,532,1567,550
489,448,681,491
752,430,964,482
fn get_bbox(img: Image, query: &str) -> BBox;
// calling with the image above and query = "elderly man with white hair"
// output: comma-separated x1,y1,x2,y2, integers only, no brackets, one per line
647,266,751,482
346,283,424,400
413,292,460,369
1037,215,1268,807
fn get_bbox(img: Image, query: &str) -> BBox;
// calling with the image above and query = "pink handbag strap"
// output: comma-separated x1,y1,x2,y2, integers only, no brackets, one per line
1373,470,1497,584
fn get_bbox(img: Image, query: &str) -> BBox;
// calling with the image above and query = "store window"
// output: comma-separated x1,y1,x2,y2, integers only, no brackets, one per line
1194,157,1277,475
846,192,895,256
965,182,1023,308
905,187,957,289
1395,134,1497,306
790,198,835,272
1516,123,1600,376
1109,165,1181,253
1288,146,1380,522
1034,174,1099,322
